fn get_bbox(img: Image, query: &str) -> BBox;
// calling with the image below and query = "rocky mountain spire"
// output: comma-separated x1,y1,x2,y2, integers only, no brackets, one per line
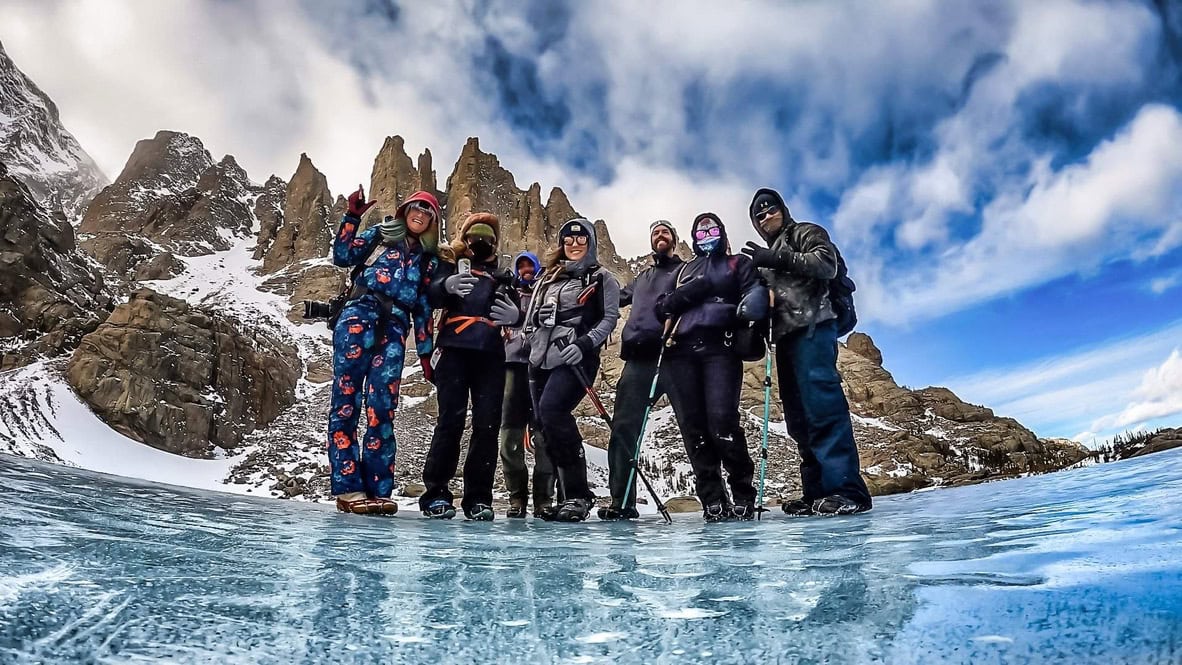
259,154,334,274
251,176,287,260
359,135,440,229
0,39,107,222
443,138,630,276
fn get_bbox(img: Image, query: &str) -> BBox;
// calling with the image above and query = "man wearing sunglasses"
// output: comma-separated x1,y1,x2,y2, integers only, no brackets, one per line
741,188,872,516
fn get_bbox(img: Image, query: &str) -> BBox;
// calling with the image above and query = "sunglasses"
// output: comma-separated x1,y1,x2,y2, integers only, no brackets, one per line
754,206,780,222
693,226,722,241
562,235,589,246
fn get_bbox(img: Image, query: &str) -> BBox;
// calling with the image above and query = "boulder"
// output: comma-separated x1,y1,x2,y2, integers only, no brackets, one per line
66,288,300,457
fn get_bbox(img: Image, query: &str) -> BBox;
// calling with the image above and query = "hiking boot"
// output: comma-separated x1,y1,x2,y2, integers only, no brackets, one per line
812,495,871,516
465,503,495,521
422,499,457,519
703,502,729,523
336,496,398,516
597,506,640,521
781,498,814,516
506,500,527,519
534,504,559,521
731,503,757,521
555,498,593,522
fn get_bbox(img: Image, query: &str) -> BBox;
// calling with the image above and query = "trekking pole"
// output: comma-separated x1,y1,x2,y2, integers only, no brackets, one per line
757,296,775,519
620,318,680,511
567,360,673,524
756,335,774,520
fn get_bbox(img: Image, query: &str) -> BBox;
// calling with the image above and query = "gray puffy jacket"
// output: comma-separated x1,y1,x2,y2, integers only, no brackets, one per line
524,220,621,370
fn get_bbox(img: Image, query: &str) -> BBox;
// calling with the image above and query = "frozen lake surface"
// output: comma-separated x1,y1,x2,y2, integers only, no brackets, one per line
1,450,1180,664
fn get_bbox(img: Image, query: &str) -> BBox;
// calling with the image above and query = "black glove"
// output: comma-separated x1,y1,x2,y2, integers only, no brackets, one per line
659,275,715,317
741,241,776,269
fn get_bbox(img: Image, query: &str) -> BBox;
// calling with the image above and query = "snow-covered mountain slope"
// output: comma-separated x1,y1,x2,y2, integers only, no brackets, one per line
0,39,106,222
0,359,247,494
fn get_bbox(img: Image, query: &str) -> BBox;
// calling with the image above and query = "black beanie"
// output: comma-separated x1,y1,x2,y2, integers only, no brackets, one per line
753,193,778,215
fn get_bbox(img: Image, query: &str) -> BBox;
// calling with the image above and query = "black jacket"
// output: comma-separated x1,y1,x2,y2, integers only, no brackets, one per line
429,258,515,354
658,213,768,349
619,253,683,361
748,187,838,338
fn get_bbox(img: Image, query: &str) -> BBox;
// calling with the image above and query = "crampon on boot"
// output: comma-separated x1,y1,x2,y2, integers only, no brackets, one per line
466,504,495,521
703,502,729,523
781,497,814,516
423,499,457,519
555,498,593,522
730,503,757,521
534,504,558,521
812,495,871,516
597,506,640,521
506,500,527,519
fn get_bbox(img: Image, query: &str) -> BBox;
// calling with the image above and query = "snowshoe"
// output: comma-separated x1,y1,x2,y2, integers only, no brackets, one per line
534,505,559,521
781,498,814,516
555,498,593,522
703,502,729,523
597,506,640,521
731,503,757,521
422,499,457,519
812,495,870,516
465,504,495,521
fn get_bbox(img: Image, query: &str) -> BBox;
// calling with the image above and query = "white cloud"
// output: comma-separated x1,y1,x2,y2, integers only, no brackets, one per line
1149,273,1181,295
1091,349,1182,432
845,104,1182,325
945,319,1182,441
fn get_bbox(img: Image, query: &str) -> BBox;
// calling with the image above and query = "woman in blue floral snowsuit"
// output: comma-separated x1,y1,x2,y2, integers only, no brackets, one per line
328,187,441,515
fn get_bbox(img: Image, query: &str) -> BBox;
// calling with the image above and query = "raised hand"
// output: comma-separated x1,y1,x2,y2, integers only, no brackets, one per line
347,185,376,218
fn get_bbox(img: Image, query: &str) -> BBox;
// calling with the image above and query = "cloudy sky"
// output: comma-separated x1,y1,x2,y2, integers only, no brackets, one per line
3,0,1181,444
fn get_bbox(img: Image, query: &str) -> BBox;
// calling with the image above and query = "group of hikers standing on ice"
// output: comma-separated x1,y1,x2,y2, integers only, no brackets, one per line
324,180,872,523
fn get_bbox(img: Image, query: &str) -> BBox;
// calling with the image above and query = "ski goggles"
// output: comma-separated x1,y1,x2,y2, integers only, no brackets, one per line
754,205,780,222
693,226,723,241
406,200,437,220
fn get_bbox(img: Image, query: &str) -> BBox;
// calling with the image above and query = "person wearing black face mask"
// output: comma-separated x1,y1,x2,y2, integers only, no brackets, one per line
420,212,522,521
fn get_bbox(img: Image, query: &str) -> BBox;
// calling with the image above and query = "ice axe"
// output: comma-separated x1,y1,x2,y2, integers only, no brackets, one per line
563,350,673,524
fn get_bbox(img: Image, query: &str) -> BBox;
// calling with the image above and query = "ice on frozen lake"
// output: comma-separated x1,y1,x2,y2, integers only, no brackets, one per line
1,450,1180,664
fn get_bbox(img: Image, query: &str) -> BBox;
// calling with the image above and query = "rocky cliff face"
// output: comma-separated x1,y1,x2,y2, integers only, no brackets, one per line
0,39,107,221
0,163,113,370
66,289,300,457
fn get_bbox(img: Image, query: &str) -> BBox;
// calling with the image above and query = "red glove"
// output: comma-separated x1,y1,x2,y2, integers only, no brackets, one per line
347,185,376,218
419,356,435,385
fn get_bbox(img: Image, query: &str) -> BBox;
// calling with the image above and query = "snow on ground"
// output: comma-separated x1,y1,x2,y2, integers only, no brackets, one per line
852,414,901,431
0,360,252,495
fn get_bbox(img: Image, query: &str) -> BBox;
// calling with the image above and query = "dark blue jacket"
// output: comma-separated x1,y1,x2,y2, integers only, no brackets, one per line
620,253,683,361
